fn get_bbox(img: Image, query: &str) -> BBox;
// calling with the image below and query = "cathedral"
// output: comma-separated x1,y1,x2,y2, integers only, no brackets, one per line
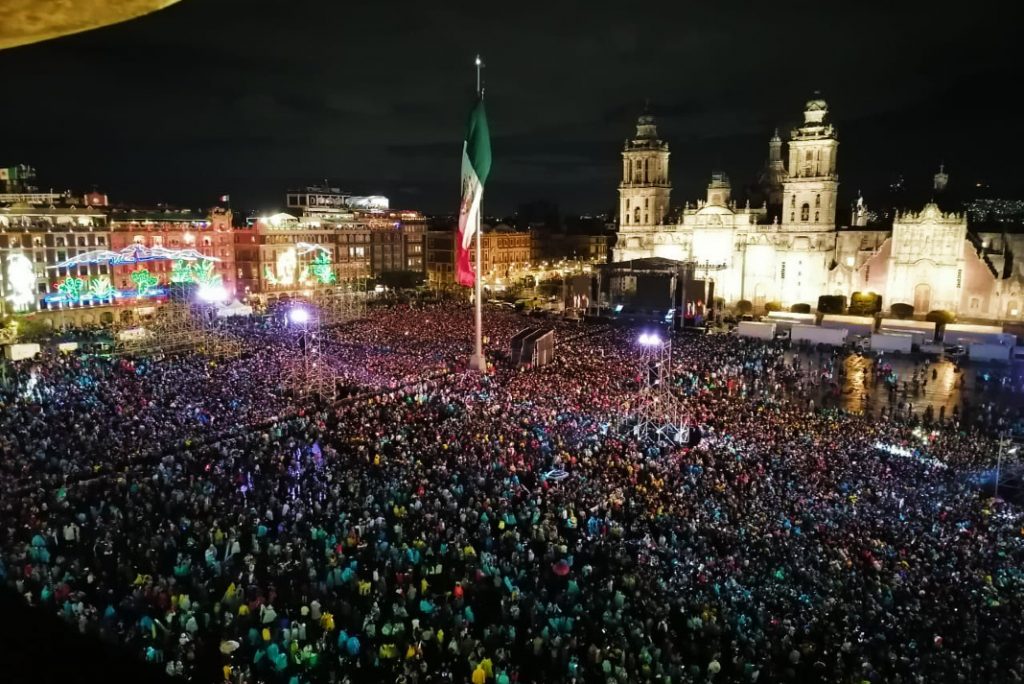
612,97,1019,320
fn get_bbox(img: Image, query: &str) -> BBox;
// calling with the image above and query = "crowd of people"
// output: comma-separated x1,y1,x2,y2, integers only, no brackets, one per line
2,302,1023,684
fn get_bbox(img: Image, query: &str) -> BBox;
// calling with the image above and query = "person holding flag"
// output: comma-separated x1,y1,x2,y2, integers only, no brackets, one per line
457,55,492,372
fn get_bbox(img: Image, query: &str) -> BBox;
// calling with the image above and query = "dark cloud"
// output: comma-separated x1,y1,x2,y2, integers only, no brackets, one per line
0,0,1016,214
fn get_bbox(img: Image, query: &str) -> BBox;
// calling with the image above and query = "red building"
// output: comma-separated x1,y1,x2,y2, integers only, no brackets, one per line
108,207,236,301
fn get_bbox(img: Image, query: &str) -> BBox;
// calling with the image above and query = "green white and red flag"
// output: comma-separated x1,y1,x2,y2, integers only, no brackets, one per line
456,98,492,287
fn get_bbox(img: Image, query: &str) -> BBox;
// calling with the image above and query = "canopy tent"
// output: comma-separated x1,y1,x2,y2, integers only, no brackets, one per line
215,300,254,318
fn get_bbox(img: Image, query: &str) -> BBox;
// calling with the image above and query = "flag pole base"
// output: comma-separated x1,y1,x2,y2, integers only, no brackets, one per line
469,353,486,373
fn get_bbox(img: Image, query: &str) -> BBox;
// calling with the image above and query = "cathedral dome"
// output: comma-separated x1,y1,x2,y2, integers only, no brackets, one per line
695,204,733,216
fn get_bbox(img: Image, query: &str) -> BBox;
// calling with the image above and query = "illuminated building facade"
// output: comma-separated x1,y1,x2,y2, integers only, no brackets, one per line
109,208,236,304
286,184,389,220
611,97,1018,320
234,212,371,300
369,210,426,275
0,203,113,322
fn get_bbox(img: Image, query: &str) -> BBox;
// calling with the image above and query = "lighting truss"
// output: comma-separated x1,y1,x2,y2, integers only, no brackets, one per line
113,283,208,357
631,331,690,445
312,277,368,328
285,304,336,401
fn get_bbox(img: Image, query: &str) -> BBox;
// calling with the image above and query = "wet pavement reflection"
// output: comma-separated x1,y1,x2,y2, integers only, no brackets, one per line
787,349,1024,420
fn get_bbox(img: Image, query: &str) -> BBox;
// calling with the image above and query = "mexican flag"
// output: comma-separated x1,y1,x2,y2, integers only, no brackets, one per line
456,99,492,287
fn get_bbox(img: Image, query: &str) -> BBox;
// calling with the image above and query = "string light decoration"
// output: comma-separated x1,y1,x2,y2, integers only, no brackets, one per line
48,244,220,270
89,275,115,300
57,276,85,302
130,268,160,296
306,250,337,285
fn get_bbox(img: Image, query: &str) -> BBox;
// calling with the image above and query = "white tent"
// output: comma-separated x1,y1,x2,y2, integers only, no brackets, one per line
215,299,253,318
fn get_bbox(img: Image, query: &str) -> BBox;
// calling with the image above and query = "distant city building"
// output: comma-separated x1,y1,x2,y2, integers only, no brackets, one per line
236,197,425,301
965,198,1024,225
0,164,37,193
426,224,531,290
531,232,609,264
611,97,1021,320
286,184,389,220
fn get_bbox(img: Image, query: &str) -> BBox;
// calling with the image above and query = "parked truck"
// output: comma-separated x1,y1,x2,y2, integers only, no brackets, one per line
879,327,926,348
869,332,913,354
736,321,777,340
791,324,848,346
968,343,1014,362
3,343,41,361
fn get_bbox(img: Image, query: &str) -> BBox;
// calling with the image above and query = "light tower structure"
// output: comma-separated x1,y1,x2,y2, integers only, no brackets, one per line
632,330,689,445
286,304,335,400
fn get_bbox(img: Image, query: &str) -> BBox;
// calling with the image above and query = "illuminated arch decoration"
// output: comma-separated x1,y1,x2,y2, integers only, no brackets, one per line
48,244,220,270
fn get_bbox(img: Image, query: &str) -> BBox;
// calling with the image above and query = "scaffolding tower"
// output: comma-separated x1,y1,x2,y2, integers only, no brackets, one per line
112,284,241,359
313,277,368,328
113,286,207,357
196,304,243,360
631,331,691,445
284,304,336,401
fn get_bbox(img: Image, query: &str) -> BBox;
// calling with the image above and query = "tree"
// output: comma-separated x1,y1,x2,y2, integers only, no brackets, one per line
849,291,882,315
926,309,956,325
790,303,811,314
926,309,956,342
735,300,753,315
764,301,783,313
817,295,846,315
891,303,915,319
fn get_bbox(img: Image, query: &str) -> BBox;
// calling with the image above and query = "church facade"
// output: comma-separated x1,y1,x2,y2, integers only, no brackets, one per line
612,98,1017,321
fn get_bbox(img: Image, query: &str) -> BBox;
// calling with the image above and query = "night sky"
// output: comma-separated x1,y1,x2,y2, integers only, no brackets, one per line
0,0,1018,217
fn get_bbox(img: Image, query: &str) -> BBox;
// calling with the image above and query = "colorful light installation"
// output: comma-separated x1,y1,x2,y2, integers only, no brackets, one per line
49,244,220,270
57,276,85,302
131,268,160,296
171,258,223,288
89,275,115,300
5,253,36,311
170,259,193,284
306,250,336,285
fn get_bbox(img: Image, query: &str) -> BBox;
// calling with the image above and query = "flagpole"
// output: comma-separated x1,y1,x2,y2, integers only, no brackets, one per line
471,54,485,372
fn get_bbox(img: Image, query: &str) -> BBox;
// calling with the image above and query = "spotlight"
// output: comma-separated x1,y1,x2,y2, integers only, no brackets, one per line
289,308,310,325
638,332,661,346
197,284,228,303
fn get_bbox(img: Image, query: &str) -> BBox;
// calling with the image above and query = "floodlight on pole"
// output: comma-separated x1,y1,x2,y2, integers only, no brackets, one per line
289,308,310,325
638,332,662,346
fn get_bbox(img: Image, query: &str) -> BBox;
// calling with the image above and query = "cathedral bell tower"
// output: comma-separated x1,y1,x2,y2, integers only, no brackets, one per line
619,109,671,230
781,96,839,231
